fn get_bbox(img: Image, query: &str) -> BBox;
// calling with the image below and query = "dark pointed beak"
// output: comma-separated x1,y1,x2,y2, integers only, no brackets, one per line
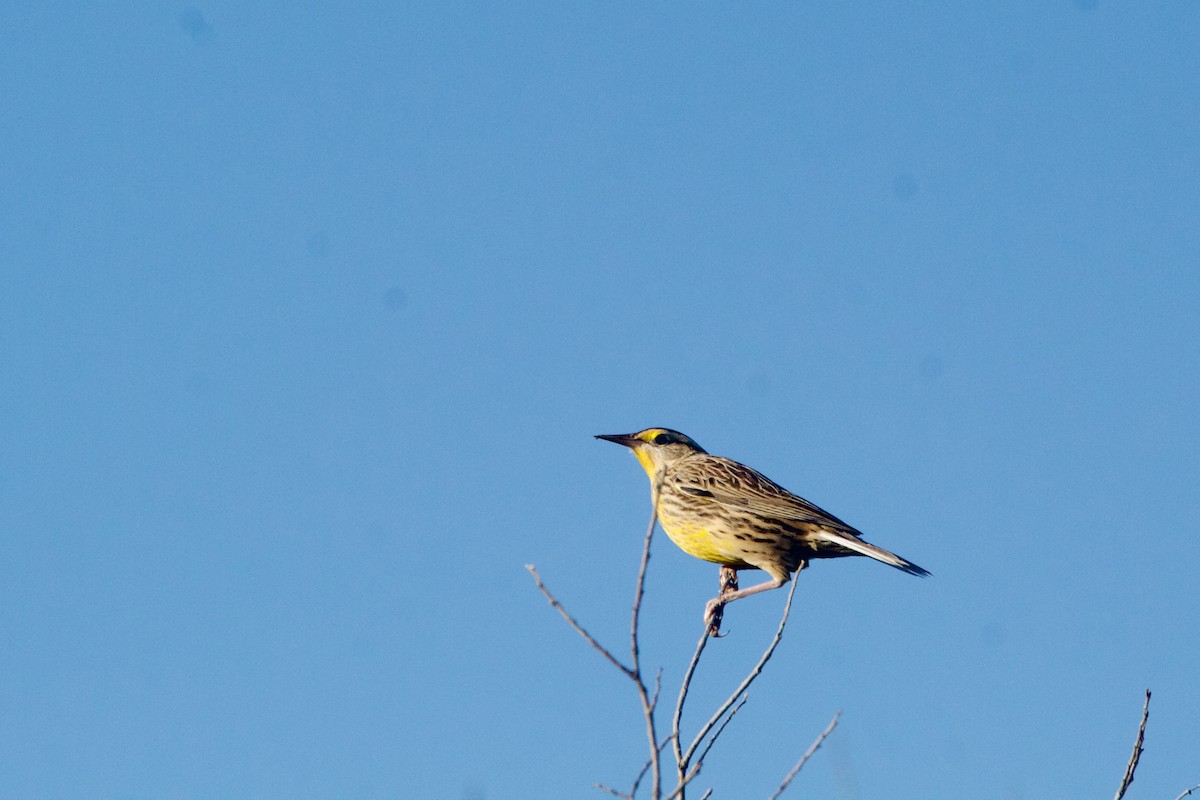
595,433,640,448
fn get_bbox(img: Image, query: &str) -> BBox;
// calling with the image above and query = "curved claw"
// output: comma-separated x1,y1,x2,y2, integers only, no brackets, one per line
704,596,728,638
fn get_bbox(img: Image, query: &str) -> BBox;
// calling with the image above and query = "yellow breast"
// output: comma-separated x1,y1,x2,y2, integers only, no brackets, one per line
657,511,751,568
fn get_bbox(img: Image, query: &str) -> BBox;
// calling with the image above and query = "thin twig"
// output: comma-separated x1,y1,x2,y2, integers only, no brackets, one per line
1173,784,1200,800
1113,689,1151,800
630,477,660,665
692,695,749,771
526,564,633,678
681,573,802,769
594,784,633,799
630,480,663,799
769,710,842,799
672,624,713,782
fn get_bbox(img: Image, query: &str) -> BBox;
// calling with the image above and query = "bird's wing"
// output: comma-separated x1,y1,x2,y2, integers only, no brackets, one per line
669,456,863,535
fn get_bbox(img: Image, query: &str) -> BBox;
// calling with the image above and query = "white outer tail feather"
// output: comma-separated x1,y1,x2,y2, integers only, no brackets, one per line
815,530,930,577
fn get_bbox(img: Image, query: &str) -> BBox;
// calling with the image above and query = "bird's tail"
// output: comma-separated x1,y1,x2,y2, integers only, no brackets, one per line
815,530,931,577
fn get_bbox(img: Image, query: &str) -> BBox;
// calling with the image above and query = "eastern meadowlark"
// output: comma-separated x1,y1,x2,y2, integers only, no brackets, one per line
597,428,929,626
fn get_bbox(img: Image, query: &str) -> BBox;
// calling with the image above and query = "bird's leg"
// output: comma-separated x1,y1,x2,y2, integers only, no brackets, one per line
704,573,786,636
704,562,806,636
719,566,739,595
706,567,740,637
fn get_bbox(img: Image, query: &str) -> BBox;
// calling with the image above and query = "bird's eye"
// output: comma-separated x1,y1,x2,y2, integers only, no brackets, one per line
653,433,672,445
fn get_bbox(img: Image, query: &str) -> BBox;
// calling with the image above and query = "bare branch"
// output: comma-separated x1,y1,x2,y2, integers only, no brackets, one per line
594,784,633,800
1173,784,1200,800
1113,689,1151,800
525,564,634,678
630,477,660,666
672,622,713,780
628,481,663,799
769,710,842,800
693,695,749,771
681,573,802,768
631,652,660,797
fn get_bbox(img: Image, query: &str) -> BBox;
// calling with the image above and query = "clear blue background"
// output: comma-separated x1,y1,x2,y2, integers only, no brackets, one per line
2,3,1197,798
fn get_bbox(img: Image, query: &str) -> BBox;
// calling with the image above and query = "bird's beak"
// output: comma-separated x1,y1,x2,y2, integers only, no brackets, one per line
595,433,640,449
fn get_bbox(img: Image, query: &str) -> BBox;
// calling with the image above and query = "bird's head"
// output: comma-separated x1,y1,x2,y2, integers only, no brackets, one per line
595,428,706,478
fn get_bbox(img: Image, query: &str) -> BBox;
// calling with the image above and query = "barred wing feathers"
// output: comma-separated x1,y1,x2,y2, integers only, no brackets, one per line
670,456,930,577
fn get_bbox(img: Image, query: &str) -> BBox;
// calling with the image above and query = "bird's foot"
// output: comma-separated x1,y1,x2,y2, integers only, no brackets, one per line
704,596,728,637
705,566,740,637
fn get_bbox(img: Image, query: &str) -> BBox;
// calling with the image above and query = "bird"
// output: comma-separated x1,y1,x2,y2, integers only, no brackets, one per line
596,427,929,628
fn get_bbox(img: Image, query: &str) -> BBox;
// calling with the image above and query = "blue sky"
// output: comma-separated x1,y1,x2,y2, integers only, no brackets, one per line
2,3,1198,798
